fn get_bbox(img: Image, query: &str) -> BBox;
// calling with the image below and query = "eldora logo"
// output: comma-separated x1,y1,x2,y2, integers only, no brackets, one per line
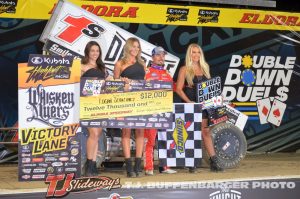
223,54,296,102
56,15,105,44
45,173,121,197
209,189,242,199
49,3,138,18
239,13,300,26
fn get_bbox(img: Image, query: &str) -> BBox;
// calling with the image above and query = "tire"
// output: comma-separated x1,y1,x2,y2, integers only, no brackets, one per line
203,122,247,169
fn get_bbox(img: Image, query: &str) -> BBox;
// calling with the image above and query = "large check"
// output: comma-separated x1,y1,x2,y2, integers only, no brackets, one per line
80,79,173,129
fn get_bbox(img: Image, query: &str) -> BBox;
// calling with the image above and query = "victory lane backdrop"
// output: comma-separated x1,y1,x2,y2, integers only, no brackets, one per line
18,54,82,181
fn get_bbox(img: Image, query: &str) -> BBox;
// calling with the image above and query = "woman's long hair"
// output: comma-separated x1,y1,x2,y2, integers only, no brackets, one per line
185,43,211,86
121,37,145,66
81,41,105,72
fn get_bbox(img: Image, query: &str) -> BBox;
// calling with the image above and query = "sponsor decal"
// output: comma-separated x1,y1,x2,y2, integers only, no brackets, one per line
70,156,77,162
172,118,188,154
52,162,63,167
47,167,54,173
56,167,64,173
39,163,48,167
32,157,44,163
60,152,69,156
22,158,31,163
32,174,46,179
154,123,162,128
197,76,222,103
22,169,32,174
209,189,242,199
59,157,69,162
26,65,70,82
33,168,47,173
23,163,37,167
71,148,79,156
0,0,17,14
21,153,31,157
45,157,57,162
166,8,189,22
239,13,300,26
56,15,105,44
198,9,220,24
65,168,77,172
108,193,133,199
22,175,31,180
45,173,121,197
25,84,76,127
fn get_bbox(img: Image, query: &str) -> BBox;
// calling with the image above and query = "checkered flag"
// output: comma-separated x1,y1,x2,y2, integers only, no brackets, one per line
158,103,202,167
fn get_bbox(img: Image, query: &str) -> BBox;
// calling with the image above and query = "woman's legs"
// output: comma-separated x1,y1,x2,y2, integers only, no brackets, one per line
201,119,223,172
201,119,216,157
135,128,144,158
86,127,102,176
122,128,135,177
134,129,144,176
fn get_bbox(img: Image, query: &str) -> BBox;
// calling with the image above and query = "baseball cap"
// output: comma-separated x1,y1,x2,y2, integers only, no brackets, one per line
152,46,167,56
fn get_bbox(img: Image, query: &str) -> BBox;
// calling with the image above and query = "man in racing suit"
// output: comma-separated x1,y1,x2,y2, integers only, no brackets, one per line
144,46,177,175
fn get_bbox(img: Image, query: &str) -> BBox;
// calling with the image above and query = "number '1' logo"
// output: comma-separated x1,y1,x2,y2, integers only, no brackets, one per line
57,15,105,44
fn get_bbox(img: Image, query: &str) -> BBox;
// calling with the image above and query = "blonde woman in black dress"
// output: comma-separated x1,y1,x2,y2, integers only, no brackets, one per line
176,43,223,172
114,37,147,177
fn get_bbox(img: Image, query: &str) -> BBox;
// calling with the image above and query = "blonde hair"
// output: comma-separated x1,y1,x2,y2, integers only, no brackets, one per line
121,37,145,66
185,43,211,86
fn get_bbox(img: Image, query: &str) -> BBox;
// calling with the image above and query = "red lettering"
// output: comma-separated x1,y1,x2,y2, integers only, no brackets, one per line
80,4,138,18
81,5,94,12
54,173,74,197
239,13,254,23
274,15,287,25
45,174,65,197
251,14,262,24
120,7,139,17
106,6,123,17
48,3,57,14
57,16,93,44
286,16,298,26
92,6,108,16
261,15,273,24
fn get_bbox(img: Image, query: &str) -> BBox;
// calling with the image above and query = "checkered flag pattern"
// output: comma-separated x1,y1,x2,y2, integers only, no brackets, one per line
158,103,203,167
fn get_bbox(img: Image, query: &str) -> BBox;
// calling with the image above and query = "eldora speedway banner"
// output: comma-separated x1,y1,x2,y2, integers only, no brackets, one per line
18,54,81,181
80,79,173,129
158,103,202,167
39,0,180,76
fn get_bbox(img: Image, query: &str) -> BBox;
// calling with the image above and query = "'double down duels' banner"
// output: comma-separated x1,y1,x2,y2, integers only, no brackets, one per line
18,54,81,181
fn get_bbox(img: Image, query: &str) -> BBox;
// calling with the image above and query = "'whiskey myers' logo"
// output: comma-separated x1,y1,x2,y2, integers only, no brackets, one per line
27,84,75,127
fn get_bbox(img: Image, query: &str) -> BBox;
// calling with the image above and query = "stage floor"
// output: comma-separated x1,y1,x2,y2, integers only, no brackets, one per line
0,153,299,194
